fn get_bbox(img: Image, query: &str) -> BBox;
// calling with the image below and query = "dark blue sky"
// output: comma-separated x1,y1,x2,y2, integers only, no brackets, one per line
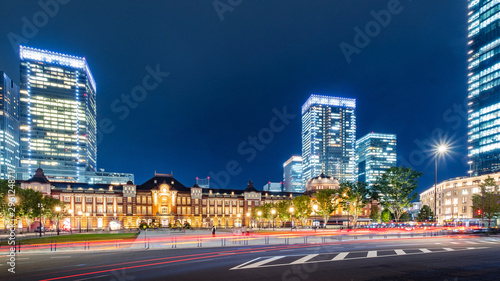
0,1,468,193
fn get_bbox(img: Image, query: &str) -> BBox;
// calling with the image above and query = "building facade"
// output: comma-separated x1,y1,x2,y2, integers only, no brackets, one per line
467,1,500,176
283,155,303,193
263,182,282,192
19,46,97,182
420,172,500,223
0,71,20,179
356,132,397,185
10,168,373,231
301,94,356,184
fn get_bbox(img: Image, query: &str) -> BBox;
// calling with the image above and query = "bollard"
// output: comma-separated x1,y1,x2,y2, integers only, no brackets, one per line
51,241,53,251
54,241,56,252
18,240,20,253
384,235,387,239
339,235,342,241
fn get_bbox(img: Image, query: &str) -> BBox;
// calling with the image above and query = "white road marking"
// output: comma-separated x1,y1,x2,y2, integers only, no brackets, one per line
242,256,285,269
419,248,431,253
367,251,377,258
50,256,72,259
394,249,406,255
464,241,478,244
229,257,261,270
443,248,454,251
290,254,318,264
450,242,459,244
332,252,349,261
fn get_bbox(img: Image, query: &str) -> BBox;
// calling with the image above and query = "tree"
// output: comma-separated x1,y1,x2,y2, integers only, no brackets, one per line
339,182,371,228
416,205,434,222
315,189,338,228
292,195,311,227
17,188,44,231
374,166,423,222
472,176,500,230
381,208,392,223
369,204,381,223
42,196,67,232
275,200,292,226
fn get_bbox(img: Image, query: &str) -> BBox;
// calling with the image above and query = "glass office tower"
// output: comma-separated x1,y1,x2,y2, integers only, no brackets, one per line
468,1,500,175
301,94,356,183
356,132,396,186
0,71,20,179
283,155,303,193
19,46,97,181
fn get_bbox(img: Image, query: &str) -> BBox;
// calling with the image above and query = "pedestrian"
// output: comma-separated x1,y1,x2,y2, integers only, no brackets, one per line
212,226,216,237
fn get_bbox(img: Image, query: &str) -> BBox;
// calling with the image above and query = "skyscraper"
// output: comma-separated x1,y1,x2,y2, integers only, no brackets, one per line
19,46,97,181
356,132,396,186
0,71,20,179
468,1,500,176
283,155,303,193
301,94,356,183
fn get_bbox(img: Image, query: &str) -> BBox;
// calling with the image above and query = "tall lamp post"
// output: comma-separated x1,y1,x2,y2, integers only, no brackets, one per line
289,207,294,231
434,145,448,225
246,212,251,228
78,211,82,233
257,211,262,230
86,213,90,232
312,204,318,228
55,206,61,235
38,203,44,237
271,209,276,231
68,209,73,233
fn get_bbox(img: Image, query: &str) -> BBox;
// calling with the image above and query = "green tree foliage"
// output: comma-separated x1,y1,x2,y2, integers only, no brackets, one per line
315,189,338,227
381,208,391,223
416,205,434,222
369,204,381,222
374,166,423,222
292,195,311,227
472,176,500,230
275,200,292,225
339,182,371,228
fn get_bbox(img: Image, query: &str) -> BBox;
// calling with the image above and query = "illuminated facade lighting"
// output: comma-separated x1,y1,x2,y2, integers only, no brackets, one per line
19,46,97,181
356,132,397,186
0,71,20,179
283,155,303,193
301,94,356,183
467,2,500,175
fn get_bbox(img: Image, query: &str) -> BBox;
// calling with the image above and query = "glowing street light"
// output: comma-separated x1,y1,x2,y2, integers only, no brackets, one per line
78,211,82,233
55,206,61,235
434,144,448,224
289,207,295,231
257,211,262,230
271,209,276,230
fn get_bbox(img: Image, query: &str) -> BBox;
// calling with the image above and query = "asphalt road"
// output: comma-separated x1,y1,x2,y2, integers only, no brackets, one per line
3,236,500,281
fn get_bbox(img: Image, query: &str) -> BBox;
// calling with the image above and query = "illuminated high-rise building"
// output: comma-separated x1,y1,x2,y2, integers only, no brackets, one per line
0,71,20,179
263,182,282,192
283,155,303,193
301,94,356,183
356,132,396,186
19,46,97,181
468,1,500,176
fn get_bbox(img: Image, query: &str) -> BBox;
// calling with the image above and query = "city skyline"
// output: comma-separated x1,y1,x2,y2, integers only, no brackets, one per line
0,1,468,193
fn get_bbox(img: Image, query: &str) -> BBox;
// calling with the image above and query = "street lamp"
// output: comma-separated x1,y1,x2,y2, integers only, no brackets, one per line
434,145,448,225
38,203,44,237
289,207,294,231
55,206,61,235
236,213,241,227
246,212,251,228
257,211,262,230
271,209,276,231
86,212,90,232
68,209,73,233
78,211,82,233
312,204,318,228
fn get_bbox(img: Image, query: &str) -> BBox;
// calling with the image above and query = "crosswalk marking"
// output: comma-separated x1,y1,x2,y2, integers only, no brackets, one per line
479,240,496,244
450,242,459,244
394,249,406,255
290,254,318,264
231,246,488,270
367,251,377,258
243,256,284,269
332,252,349,261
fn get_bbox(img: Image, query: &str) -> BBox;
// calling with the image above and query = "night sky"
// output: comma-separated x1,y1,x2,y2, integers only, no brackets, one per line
0,1,468,194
